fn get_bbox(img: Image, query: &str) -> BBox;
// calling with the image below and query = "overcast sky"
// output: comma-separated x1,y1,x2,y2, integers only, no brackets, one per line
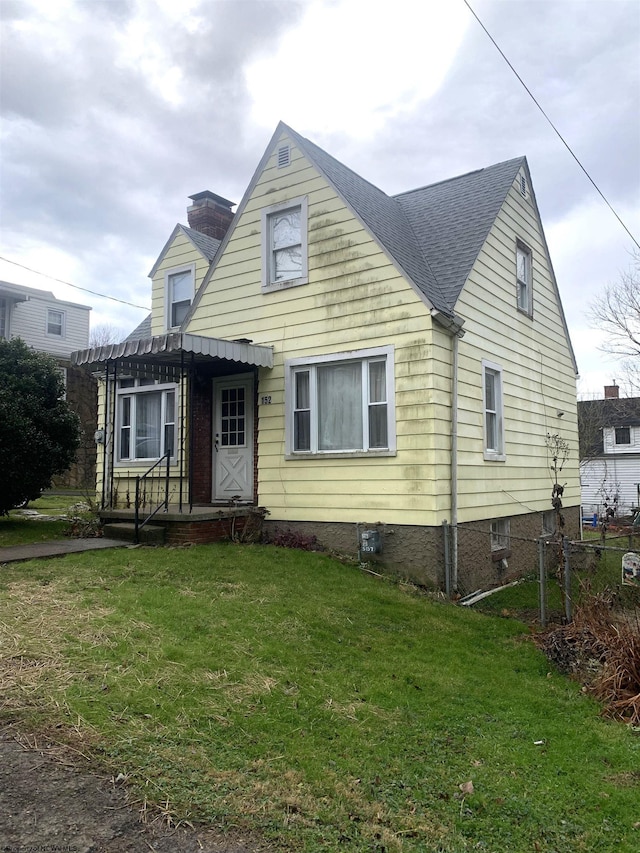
1,0,639,397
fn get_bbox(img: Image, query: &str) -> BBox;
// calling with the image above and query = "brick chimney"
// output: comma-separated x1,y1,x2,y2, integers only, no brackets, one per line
604,383,620,399
187,191,235,240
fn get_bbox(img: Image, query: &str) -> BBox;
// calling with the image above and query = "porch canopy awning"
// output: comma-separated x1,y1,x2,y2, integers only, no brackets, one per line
71,332,274,377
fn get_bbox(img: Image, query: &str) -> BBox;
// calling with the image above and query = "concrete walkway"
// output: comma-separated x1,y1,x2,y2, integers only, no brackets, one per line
0,538,128,564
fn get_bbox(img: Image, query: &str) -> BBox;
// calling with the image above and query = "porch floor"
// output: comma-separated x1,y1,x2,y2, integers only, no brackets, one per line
99,504,262,546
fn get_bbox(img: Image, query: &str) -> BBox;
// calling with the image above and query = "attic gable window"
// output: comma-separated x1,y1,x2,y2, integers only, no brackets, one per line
165,265,195,330
261,196,308,292
516,242,533,317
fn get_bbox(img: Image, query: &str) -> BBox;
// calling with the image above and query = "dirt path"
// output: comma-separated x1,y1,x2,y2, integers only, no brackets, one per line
0,728,276,853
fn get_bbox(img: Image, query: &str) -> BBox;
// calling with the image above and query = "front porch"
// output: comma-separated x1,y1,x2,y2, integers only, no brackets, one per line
100,503,268,545
71,331,274,520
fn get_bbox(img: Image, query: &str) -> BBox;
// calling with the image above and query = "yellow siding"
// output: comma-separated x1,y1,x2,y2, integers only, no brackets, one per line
150,229,213,336
187,130,451,526
454,167,580,522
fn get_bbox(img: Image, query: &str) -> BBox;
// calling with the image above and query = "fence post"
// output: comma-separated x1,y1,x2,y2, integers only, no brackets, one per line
443,521,451,598
562,536,572,623
538,538,546,628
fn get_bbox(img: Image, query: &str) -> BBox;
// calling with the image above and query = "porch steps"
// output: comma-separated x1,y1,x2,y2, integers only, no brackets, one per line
102,522,165,545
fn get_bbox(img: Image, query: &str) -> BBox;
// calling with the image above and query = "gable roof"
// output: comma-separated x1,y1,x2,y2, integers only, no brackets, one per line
185,122,576,368
148,224,222,278
394,158,524,308
284,127,453,317
124,312,152,342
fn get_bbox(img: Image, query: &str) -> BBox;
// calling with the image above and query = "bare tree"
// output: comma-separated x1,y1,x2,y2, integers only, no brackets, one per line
589,251,640,392
89,323,127,348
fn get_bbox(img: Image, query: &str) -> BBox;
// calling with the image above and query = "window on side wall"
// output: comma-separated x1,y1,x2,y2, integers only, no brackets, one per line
117,378,176,462
261,197,308,292
542,510,555,537
285,347,396,457
482,360,505,461
47,308,65,337
491,518,510,554
615,427,631,445
516,242,533,316
165,266,194,330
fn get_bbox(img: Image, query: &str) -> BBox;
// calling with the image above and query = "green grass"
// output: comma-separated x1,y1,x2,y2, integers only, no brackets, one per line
0,493,92,547
476,532,640,621
0,544,638,851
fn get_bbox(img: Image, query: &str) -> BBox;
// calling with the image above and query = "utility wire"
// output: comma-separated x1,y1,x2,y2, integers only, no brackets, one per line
0,256,149,311
463,0,640,251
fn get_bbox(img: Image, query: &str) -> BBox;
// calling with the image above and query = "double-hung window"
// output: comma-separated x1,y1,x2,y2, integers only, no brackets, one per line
262,197,308,291
165,266,194,329
516,242,533,316
286,347,395,456
47,308,65,337
482,359,505,461
117,377,176,462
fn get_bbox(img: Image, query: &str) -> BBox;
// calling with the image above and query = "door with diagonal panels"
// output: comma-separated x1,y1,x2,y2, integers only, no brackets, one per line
212,376,254,501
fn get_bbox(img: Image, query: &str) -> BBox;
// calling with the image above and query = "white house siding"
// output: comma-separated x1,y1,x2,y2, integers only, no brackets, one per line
453,167,580,524
8,289,90,357
580,456,640,516
187,130,452,527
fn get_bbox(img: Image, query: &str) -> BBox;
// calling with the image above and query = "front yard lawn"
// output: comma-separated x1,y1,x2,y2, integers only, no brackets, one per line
0,543,638,852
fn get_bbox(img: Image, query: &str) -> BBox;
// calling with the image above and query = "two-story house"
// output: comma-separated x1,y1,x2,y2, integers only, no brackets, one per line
72,123,580,591
1,280,96,490
579,385,640,518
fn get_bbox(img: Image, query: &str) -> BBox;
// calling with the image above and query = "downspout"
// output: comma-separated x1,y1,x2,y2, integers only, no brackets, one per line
451,331,460,593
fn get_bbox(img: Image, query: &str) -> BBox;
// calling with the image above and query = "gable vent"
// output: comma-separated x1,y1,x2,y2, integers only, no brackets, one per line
277,144,291,168
519,175,527,198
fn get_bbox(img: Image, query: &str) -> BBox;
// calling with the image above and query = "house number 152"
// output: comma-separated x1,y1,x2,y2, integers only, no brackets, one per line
260,395,272,405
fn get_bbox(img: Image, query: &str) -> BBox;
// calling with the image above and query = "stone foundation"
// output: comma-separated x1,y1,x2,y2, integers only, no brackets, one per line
263,505,581,593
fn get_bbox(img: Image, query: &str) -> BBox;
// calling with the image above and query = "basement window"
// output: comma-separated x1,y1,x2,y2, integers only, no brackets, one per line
491,518,511,559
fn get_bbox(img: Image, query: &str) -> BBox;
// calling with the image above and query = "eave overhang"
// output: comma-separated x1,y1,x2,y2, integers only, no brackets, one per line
71,332,274,372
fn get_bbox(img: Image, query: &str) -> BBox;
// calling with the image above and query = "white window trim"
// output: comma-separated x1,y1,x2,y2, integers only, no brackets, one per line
115,378,178,465
482,359,505,462
516,240,533,317
491,518,511,552
46,307,66,338
261,196,309,293
284,345,396,459
164,263,195,331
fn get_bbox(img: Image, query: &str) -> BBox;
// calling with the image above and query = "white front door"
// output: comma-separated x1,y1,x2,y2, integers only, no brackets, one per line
213,376,254,502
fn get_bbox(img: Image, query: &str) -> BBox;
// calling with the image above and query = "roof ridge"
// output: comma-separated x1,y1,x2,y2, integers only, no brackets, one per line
393,156,526,199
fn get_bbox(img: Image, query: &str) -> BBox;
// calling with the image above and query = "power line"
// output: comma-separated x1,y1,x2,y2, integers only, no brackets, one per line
463,0,640,251
0,256,150,311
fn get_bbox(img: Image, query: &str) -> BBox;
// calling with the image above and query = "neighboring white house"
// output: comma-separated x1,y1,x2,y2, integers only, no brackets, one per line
579,386,640,518
1,280,96,489
0,281,91,355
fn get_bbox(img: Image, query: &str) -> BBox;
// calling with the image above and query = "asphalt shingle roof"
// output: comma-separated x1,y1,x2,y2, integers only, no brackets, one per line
182,226,221,261
395,158,524,308
285,124,523,316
